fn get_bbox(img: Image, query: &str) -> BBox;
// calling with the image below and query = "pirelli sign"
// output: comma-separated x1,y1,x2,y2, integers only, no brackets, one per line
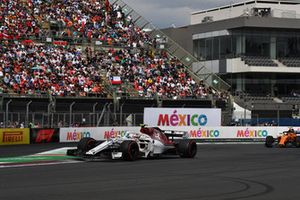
0,129,30,145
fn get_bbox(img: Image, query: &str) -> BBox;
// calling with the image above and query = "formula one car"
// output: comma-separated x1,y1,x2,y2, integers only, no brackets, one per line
67,126,197,161
265,128,300,148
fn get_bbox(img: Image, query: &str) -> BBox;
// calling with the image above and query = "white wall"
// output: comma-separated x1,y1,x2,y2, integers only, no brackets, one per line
193,58,300,74
191,1,300,25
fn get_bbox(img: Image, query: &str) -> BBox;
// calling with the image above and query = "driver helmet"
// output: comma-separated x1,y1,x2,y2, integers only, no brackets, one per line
288,127,294,133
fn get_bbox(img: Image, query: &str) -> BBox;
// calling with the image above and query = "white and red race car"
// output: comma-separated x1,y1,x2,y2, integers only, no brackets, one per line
67,126,197,161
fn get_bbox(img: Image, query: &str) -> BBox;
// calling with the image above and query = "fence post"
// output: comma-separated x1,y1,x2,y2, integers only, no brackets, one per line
26,101,32,128
93,102,98,127
120,102,125,126
69,102,75,126
5,100,12,128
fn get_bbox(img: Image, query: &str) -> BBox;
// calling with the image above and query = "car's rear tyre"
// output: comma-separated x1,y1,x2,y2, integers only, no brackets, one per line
296,136,300,147
120,141,139,161
265,136,274,148
178,140,197,158
77,137,96,152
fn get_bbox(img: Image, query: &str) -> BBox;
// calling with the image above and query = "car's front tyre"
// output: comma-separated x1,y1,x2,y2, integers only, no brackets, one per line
77,137,97,153
265,136,274,148
120,140,140,161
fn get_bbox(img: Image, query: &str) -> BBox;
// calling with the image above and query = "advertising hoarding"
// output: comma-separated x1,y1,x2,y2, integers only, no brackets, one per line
30,128,60,144
60,127,140,142
0,128,30,145
59,126,298,142
144,108,221,127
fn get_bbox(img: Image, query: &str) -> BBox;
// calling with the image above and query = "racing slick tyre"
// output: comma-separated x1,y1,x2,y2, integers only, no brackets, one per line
178,140,197,158
296,136,300,147
265,136,274,148
77,137,96,153
120,141,140,161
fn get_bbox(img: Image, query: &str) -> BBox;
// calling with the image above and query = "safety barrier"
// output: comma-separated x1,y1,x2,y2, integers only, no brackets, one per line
0,126,299,145
0,128,30,145
30,128,60,144
59,126,300,142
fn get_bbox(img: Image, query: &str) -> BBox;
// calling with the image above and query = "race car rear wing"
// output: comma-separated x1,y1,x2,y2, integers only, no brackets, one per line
161,130,189,139
151,127,188,139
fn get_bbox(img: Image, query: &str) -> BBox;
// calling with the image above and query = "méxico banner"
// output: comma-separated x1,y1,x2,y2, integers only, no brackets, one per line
60,126,300,142
161,126,296,139
60,127,140,142
0,128,30,145
143,108,221,127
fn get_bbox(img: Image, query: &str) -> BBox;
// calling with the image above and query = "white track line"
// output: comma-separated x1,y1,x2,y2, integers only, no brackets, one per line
0,160,82,169
36,147,77,155
0,147,81,168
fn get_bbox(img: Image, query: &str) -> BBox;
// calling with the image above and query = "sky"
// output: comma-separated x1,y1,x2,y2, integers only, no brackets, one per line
122,0,247,28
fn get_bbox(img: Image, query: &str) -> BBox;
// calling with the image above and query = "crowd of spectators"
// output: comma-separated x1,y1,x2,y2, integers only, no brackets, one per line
1,0,152,47
0,42,106,96
0,0,229,101
0,41,225,99
102,48,220,99
0,0,39,39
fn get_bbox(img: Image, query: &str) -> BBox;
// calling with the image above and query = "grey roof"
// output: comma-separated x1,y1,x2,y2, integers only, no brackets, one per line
192,0,300,15
189,16,300,34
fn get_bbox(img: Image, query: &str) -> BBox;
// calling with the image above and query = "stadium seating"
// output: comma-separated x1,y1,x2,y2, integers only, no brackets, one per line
0,0,228,101
279,57,300,67
241,56,278,67
282,97,300,103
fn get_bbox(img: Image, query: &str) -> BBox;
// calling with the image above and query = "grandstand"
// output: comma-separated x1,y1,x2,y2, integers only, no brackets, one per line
163,0,300,125
0,0,230,128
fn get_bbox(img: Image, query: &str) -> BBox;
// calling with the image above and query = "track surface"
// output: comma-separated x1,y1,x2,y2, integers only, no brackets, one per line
1,144,300,200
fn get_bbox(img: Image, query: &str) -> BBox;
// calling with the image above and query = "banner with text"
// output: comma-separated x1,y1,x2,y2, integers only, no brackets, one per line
59,126,300,142
0,128,30,145
59,127,140,142
162,126,298,139
143,108,221,127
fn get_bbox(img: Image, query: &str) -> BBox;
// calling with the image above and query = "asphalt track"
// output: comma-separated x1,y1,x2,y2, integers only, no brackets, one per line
1,143,300,200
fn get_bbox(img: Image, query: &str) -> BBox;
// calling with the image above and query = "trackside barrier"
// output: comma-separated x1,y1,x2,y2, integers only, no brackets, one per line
30,128,60,144
60,127,140,142
143,108,221,127
0,128,30,145
0,126,296,145
59,126,300,143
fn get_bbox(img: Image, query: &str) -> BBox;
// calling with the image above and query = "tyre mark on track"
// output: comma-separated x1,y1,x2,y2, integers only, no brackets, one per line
181,176,273,200
221,176,274,200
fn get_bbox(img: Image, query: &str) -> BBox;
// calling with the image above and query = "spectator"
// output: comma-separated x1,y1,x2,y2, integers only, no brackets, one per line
0,0,229,101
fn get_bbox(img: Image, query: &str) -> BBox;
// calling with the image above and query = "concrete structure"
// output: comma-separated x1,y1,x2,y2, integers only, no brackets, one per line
163,0,300,98
161,0,300,123
191,0,300,25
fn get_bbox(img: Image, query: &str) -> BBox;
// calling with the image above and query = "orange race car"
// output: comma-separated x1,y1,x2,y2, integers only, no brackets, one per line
265,128,300,148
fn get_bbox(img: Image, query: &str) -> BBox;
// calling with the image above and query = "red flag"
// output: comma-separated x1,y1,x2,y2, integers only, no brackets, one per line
105,0,110,11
